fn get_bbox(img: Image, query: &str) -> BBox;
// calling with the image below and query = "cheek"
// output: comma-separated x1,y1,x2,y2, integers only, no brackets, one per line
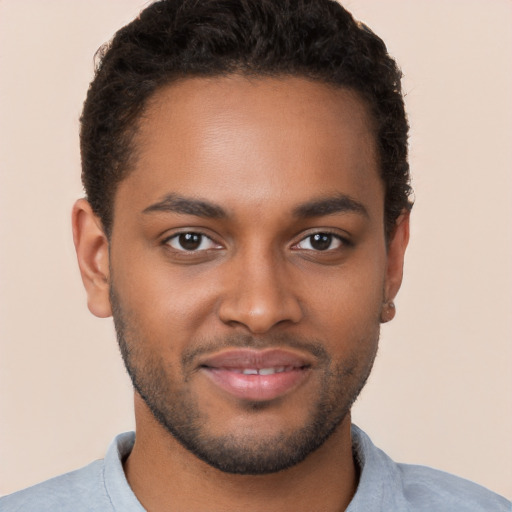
303,256,386,330
112,255,221,349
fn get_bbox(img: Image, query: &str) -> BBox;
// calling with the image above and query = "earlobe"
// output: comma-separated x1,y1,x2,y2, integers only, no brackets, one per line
72,199,112,318
380,300,396,323
381,211,410,322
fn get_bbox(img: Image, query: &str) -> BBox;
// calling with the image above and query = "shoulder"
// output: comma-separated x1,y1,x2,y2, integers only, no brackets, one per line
0,432,137,512
350,425,511,512
0,460,111,511
397,463,511,512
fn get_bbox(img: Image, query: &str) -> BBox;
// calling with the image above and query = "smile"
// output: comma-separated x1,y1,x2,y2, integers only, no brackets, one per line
198,349,313,402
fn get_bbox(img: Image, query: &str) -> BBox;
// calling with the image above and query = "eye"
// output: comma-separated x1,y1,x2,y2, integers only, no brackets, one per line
295,232,344,251
165,232,221,251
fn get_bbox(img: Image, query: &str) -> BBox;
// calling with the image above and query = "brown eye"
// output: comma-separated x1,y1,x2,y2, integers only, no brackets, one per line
310,233,333,251
295,233,343,251
179,233,201,250
165,232,219,251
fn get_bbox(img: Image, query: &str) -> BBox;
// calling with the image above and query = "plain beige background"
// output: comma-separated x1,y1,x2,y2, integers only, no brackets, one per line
1,0,511,500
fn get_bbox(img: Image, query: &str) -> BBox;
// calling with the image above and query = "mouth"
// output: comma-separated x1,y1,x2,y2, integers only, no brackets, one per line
198,349,313,402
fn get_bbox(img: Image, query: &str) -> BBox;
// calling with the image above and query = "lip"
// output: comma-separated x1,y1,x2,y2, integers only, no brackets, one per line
199,348,313,402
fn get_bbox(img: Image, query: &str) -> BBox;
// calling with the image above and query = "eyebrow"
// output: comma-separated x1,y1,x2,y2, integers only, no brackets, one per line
293,194,369,219
142,192,368,220
142,194,226,218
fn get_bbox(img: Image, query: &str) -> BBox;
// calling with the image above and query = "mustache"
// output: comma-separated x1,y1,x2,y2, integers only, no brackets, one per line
181,333,331,369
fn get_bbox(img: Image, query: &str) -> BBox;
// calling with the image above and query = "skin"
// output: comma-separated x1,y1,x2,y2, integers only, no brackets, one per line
72,76,409,512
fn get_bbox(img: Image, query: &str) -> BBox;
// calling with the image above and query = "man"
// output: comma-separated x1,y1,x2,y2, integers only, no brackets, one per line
1,0,510,510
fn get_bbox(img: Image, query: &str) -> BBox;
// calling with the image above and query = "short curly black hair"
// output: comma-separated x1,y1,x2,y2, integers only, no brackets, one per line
80,0,412,238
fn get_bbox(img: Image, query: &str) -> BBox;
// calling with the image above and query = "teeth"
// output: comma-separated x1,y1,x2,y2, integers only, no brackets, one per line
259,367,286,375
242,368,259,375
240,367,287,375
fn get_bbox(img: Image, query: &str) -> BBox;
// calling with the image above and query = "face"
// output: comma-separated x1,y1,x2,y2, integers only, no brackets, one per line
75,76,408,474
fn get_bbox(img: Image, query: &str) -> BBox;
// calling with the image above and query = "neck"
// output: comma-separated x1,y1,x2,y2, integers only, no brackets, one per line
124,395,358,512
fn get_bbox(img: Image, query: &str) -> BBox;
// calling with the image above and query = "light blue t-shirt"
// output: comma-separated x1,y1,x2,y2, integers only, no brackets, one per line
1,425,510,511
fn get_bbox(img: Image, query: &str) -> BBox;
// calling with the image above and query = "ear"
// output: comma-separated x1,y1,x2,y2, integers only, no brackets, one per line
382,211,410,322
72,199,112,318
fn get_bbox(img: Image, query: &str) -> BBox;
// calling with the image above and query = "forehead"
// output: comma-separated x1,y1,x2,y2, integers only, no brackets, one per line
116,75,383,222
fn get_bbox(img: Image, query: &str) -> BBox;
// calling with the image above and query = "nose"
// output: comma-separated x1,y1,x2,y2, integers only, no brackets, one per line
218,249,303,334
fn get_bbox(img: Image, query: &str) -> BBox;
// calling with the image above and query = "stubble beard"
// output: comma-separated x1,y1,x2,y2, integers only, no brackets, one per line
110,285,379,475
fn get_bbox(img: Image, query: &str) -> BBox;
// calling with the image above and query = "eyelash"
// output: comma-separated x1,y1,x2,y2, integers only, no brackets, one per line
292,231,351,252
163,232,222,252
162,230,351,253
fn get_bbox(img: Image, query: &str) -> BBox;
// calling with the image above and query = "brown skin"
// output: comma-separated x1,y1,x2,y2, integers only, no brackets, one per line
73,76,409,511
